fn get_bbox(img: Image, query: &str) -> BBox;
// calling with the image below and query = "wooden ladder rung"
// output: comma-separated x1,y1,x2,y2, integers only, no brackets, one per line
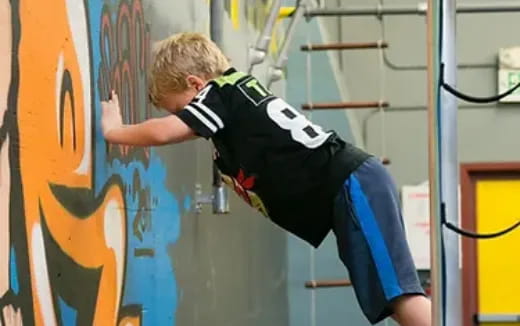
302,101,389,110
301,41,388,51
305,279,352,289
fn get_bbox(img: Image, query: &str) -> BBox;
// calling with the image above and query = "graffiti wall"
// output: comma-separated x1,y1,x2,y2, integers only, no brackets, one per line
0,0,290,325
0,0,187,325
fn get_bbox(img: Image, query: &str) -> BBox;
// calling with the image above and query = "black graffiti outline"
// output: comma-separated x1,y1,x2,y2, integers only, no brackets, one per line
2,0,150,325
41,174,129,326
59,69,77,150
4,0,36,324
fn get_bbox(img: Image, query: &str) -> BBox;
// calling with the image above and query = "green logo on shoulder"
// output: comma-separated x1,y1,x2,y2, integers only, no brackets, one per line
214,71,247,87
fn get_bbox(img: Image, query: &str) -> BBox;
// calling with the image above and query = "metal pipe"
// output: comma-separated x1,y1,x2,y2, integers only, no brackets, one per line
210,0,229,214
210,0,223,43
383,51,496,71
361,109,380,150
304,2,520,17
380,103,496,111
256,0,282,52
306,4,427,17
248,0,282,73
373,1,497,72
267,1,306,88
305,279,352,289
426,0,443,324
302,101,389,110
301,41,388,51
439,0,462,324
476,314,520,323
360,103,496,164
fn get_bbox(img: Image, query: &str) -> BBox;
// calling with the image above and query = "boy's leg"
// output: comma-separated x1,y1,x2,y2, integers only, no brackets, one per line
391,294,431,326
332,157,430,325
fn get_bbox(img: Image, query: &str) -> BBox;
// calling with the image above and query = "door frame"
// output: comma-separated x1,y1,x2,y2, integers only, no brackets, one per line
461,162,520,326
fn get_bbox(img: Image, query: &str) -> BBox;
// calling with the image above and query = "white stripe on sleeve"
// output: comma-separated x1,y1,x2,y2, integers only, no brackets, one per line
192,102,224,129
186,105,217,133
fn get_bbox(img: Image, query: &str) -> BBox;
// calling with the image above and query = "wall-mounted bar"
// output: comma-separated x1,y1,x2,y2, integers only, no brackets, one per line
248,0,282,73
475,314,520,323
305,279,352,289
301,41,388,52
209,0,229,214
278,6,296,19
304,3,520,18
266,1,306,88
302,101,389,110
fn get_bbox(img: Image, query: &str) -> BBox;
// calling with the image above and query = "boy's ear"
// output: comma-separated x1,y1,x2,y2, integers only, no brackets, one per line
186,75,205,91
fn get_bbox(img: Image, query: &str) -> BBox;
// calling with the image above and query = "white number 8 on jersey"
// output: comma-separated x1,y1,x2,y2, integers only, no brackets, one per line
267,98,331,149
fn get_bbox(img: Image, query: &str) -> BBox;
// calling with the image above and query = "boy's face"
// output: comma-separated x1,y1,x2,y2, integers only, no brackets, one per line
159,88,198,114
158,75,207,114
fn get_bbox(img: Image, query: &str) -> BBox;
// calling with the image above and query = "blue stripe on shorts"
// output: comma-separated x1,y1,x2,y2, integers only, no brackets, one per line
348,175,404,300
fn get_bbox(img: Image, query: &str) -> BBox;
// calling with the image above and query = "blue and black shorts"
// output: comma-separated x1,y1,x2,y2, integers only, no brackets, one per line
332,157,425,324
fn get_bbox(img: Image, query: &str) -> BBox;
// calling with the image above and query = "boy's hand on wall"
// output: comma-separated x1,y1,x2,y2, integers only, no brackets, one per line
101,91,123,140
1,304,23,326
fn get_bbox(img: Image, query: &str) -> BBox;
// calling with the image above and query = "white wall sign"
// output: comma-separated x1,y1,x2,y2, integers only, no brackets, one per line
402,183,431,270
401,182,461,270
498,46,520,103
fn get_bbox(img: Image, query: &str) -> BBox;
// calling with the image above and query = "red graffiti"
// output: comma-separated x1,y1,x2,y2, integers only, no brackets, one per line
99,0,152,163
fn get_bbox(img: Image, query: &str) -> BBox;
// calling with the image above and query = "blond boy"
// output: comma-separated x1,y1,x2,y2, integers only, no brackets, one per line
101,32,431,325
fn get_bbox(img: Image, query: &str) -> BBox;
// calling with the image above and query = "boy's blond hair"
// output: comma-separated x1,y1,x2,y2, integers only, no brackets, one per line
148,32,230,106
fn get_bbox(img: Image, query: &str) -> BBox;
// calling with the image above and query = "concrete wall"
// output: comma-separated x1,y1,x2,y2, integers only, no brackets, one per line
0,1,288,325
162,3,290,326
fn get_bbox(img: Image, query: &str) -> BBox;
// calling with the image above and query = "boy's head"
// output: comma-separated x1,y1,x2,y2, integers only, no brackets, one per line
148,32,230,113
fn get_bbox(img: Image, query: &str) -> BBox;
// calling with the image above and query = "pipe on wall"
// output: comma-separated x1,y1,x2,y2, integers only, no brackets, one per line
210,0,229,214
305,3,520,17
248,0,282,73
267,1,306,88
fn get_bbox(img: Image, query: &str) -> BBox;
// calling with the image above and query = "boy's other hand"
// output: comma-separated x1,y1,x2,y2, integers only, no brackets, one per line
101,90,123,140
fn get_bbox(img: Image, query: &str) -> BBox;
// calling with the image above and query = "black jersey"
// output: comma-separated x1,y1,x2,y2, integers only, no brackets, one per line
177,68,370,247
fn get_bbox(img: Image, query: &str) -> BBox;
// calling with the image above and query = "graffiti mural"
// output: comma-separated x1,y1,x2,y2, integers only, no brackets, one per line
0,0,16,324
0,0,184,325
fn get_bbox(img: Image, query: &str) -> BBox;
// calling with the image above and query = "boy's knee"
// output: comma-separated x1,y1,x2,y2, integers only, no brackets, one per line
391,294,431,326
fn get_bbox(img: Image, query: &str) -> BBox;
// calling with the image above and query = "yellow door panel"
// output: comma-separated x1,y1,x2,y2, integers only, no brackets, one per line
476,179,520,325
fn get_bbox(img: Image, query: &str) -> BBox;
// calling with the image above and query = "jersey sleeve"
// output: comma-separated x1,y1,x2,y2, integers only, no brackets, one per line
176,84,228,138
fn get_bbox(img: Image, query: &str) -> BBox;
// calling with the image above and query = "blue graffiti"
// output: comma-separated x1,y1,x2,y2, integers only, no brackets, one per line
9,247,19,296
58,296,78,325
87,0,182,324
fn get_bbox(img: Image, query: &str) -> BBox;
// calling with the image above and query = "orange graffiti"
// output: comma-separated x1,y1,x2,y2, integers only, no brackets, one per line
17,0,127,325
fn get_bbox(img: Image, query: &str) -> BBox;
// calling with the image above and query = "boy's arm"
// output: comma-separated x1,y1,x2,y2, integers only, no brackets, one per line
102,92,197,146
104,116,197,146
175,83,229,139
